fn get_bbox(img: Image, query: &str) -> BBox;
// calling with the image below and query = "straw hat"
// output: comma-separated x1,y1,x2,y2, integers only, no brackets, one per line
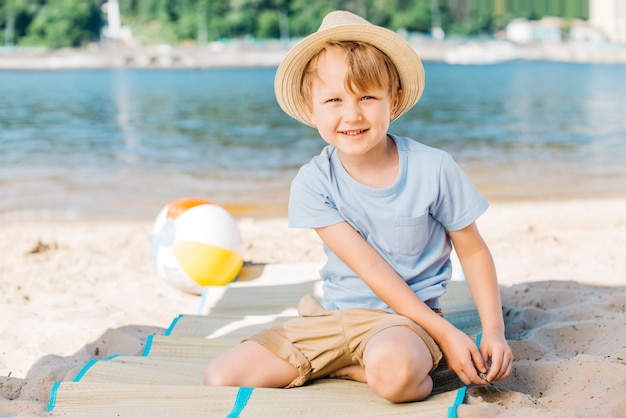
274,10,425,127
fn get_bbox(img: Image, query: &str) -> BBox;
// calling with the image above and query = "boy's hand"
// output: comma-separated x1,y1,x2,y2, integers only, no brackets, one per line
439,327,512,385
438,327,490,386
478,330,513,382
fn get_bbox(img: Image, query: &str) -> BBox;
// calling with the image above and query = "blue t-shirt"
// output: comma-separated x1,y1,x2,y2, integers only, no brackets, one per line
288,134,488,312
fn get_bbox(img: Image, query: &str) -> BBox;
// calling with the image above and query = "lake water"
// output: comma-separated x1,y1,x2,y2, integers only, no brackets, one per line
1,61,625,219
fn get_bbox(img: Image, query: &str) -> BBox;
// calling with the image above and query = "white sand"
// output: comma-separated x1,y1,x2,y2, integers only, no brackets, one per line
1,198,625,416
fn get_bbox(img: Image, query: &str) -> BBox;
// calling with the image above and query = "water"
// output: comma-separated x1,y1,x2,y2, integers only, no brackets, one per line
1,62,625,219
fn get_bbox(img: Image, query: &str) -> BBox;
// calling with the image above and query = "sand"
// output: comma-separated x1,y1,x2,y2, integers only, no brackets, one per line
1,198,625,417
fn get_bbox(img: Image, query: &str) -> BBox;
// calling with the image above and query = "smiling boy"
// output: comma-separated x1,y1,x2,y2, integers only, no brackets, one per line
204,10,512,403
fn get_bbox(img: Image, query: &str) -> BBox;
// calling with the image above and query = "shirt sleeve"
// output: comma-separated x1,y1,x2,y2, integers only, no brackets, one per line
288,160,346,229
431,152,489,231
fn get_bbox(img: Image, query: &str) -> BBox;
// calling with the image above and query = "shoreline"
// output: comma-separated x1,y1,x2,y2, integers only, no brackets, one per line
2,38,626,71
2,191,626,223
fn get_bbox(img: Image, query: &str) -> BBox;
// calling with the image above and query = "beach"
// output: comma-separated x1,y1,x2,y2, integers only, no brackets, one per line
2,21,626,417
1,197,625,416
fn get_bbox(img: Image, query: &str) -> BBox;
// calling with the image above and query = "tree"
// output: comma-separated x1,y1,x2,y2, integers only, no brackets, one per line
21,0,100,48
1,0,41,46
0,0,593,48
256,9,279,39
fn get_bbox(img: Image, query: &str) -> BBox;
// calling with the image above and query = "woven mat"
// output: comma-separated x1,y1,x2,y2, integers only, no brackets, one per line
47,263,479,417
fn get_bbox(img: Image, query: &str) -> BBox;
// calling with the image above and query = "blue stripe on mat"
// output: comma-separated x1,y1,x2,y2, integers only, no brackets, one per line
141,334,154,356
226,387,254,418
448,386,467,418
73,359,99,382
165,314,183,336
46,352,125,411
45,381,62,412
448,332,483,418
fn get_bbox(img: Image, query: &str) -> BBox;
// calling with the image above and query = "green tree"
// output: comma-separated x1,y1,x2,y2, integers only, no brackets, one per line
1,0,41,46
21,0,100,47
0,0,593,48
256,9,279,38
170,0,199,42
204,0,229,41
388,0,431,32
288,0,337,37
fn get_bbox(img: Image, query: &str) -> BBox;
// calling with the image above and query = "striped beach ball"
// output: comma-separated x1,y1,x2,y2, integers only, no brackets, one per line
150,197,244,294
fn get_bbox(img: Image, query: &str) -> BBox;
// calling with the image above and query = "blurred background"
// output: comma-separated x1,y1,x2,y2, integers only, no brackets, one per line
1,0,625,49
1,0,625,219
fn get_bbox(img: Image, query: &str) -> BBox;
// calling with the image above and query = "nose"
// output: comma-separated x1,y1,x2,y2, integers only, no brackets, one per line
342,100,363,123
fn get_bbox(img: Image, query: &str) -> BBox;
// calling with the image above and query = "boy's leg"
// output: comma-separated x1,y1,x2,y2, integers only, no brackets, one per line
362,326,434,403
204,340,299,388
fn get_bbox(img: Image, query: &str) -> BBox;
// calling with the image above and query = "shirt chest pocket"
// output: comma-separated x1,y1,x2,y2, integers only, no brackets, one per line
394,212,431,257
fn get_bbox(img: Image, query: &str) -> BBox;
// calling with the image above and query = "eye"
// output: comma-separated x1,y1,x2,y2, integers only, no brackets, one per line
326,98,341,103
361,95,375,101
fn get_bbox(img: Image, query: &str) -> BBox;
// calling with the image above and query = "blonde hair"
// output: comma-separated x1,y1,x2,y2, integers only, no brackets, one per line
300,41,402,111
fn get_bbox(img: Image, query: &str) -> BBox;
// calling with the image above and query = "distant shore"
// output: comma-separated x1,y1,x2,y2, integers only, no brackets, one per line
1,38,626,71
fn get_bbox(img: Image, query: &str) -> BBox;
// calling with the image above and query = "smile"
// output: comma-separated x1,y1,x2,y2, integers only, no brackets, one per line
339,129,368,136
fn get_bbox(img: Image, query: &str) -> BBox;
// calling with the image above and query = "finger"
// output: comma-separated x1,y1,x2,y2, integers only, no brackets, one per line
468,369,488,385
479,346,492,379
459,369,486,386
457,372,471,386
471,345,488,374
464,360,489,386
452,357,483,386
479,345,492,366
492,351,513,381
498,351,513,380
486,351,502,382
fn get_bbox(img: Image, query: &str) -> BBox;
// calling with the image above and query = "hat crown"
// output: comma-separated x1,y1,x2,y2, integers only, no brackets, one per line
318,11,372,32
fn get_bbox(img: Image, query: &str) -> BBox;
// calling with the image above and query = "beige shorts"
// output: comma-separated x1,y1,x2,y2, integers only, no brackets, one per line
244,295,443,388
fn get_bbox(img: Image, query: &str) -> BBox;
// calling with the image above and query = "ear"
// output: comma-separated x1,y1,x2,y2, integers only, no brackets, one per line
390,89,402,119
305,106,317,126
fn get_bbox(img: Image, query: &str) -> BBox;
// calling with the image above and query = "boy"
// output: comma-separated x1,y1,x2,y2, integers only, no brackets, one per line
204,10,512,403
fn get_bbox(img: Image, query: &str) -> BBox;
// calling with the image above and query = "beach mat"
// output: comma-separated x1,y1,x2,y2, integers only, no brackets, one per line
69,336,465,396
47,263,480,417
48,381,459,417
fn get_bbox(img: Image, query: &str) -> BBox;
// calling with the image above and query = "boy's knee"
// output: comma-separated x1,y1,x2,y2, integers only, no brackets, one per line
365,343,433,402
367,365,433,403
203,361,229,386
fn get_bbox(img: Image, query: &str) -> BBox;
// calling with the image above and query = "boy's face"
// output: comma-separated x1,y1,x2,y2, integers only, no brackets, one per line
306,47,399,159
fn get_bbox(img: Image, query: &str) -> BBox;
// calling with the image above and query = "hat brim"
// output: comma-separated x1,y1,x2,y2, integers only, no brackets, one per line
275,23,425,127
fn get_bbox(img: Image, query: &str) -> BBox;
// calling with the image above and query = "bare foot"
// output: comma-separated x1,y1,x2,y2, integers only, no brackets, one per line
329,364,367,383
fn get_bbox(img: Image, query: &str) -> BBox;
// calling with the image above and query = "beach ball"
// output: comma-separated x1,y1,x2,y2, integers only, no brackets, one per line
150,197,244,294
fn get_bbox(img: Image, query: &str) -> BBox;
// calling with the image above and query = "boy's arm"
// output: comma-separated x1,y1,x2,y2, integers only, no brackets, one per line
448,222,513,382
315,221,489,386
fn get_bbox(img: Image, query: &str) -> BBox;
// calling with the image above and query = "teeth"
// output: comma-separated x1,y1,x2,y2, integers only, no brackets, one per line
341,129,366,135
